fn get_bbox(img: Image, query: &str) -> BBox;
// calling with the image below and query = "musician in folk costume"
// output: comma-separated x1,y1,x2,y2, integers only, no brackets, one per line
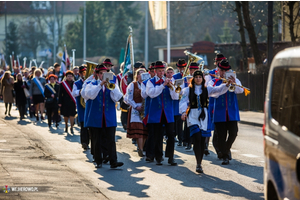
207,60,244,165
148,62,156,78
205,53,226,157
180,70,210,173
81,65,124,169
172,59,187,146
124,68,148,157
58,70,76,134
182,62,199,150
145,61,179,166
44,74,60,128
30,68,47,121
72,65,90,150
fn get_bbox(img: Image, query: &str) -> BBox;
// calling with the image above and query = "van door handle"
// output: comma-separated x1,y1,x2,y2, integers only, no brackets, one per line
296,153,300,183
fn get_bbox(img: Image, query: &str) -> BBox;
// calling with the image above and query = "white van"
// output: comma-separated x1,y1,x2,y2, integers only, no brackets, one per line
263,46,300,200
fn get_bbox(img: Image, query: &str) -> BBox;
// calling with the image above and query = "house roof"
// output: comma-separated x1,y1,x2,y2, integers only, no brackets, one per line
0,1,83,15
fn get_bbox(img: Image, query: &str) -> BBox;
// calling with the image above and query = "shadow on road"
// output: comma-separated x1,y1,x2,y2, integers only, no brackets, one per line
94,152,150,198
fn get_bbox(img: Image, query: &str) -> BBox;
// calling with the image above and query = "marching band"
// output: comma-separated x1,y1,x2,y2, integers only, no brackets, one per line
0,53,246,174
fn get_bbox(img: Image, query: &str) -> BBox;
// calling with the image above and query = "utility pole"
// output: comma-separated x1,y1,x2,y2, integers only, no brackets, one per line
144,2,148,68
267,1,273,67
5,1,8,65
53,1,56,64
167,1,170,64
83,1,86,61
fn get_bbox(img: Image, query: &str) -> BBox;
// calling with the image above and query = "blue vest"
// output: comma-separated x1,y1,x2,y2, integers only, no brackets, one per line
172,73,183,116
212,79,240,123
208,69,217,130
142,80,151,117
147,78,174,123
84,81,117,128
74,79,85,123
183,77,189,87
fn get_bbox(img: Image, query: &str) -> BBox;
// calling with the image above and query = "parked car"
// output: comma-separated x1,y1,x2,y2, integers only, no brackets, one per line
263,46,300,200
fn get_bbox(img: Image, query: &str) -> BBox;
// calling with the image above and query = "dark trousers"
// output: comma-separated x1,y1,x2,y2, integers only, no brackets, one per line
90,126,117,165
46,106,59,126
212,128,220,154
146,113,175,161
183,121,191,144
192,132,206,165
80,122,89,146
214,121,238,159
17,104,26,118
174,115,183,142
121,111,128,130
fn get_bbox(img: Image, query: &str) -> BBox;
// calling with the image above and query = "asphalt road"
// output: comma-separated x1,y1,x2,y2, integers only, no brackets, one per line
0,103,264,200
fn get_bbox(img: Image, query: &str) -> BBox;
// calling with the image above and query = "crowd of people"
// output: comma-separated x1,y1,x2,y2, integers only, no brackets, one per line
0,54,244,173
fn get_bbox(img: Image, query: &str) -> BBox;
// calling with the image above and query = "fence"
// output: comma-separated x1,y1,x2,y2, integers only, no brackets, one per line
236,72,269,112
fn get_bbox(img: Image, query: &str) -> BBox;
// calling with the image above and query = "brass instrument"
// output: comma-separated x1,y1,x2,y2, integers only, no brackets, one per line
183,50,203,77
169,82,182,93
80,60,98,108
105,78,116,90
203,70,250,93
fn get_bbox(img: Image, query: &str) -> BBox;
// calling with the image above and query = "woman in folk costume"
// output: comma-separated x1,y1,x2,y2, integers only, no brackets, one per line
44,74,60,128
1,71,14,116
14,73,29,120
180,70,210,173
124,68,148,157
29,68,47,121
58,70,76,134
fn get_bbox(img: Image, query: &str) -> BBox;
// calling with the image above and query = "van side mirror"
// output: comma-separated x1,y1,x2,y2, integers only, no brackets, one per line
297,154,300,183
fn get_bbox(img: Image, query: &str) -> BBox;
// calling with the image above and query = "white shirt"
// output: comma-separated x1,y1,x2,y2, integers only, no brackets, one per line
81,77,123,103
207,78,244,98
179,85,208,130
71,77,84,98
145,75,179,100
124,81,143,123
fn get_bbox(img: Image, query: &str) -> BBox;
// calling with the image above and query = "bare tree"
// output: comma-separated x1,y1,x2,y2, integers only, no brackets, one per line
241,1,262,70
283,1,300,43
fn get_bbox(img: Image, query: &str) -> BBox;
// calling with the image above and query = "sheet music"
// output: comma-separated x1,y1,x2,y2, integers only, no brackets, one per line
175,79,183,86
103,72,114,81
225,71,236,79
141,72,150,81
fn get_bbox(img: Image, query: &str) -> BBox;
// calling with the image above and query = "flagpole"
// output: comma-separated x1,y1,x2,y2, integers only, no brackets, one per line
167,1,170,64
83,1,86,61
53,1,56,64
144,1,149,68
72,49,76,69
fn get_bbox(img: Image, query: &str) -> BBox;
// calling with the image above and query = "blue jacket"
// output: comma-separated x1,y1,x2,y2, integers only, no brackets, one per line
84,81,117,128
74,79,85,123
212,79,240,122
147,78,175,123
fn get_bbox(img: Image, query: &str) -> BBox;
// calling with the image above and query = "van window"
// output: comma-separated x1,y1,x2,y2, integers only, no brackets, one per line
271,67,300,137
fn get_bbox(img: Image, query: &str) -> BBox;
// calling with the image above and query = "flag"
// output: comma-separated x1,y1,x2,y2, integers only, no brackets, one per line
122,28,134,76
149,1,167,30
244,88,251,96
60,45,70,74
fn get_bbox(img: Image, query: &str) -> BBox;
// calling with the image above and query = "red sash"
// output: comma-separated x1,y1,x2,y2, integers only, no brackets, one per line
62,81,76,105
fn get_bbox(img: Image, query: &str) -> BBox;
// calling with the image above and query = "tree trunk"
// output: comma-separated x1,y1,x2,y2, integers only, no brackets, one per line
235,1,248,72
241,2,262,71
287,1,296,42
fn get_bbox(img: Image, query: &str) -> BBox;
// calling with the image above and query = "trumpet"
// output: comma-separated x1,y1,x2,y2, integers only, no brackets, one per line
105,78,115,90
168,82,182,93
203,70,250,94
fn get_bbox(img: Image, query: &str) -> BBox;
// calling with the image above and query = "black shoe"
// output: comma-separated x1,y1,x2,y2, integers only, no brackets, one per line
168,159,177,166
56,123,59,128
110,162,124,168
196,164,203,173
185,144,192,150
146,157,154,162
82,143,88,150
204,149,210,156
138,149,144,157
222,158,229,165
65,127,68,133
177,142,182,146
103,155,109,164
70,128,74,134
95,163,102,168
156,160,163,165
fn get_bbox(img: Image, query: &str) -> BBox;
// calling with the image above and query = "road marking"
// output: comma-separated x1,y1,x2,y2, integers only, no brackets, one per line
0,140,7,142
241,154,260,158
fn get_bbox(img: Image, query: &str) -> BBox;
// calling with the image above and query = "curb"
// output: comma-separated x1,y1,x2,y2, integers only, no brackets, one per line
239,120,263,127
